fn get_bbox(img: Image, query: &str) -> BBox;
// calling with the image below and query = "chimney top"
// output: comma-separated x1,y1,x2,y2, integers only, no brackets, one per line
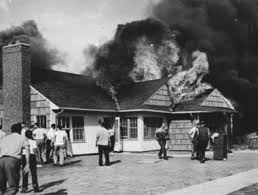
3,41,29,49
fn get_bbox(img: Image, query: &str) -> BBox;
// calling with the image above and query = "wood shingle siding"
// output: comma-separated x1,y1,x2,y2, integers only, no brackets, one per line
30,87,51,128
169,120,193,151
144,84,171,107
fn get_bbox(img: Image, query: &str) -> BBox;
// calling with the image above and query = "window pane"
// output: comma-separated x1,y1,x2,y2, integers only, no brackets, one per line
72,116,84,128
36,115,46,128
57,116,70,129
144,117,163,139
120,118,128,138
73,128,85,141
129,118,137,138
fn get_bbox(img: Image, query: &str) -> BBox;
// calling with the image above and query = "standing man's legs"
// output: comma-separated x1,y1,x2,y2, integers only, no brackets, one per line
158,140,163,159
199,140,208,163
4,157,21,195
163,140,168,159
41,139,47,163
36,140,42,164
21,155,29,191
104,146,110,166
58,146,64,165
0,158,7,195
110,136,115,152
158,140,166,159
30,154,39,191
46,139,51,162
53,146,58,165
98,145,104,166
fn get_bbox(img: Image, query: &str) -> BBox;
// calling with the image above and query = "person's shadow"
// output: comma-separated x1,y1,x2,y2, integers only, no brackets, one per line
43,189,68,195
40,179,67,191
109,160,122,165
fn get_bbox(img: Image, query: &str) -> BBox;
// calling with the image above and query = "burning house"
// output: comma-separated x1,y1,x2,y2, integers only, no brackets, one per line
0,41,236,155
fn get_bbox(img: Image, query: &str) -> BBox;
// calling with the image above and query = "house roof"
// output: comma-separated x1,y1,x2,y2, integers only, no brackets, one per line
0,68,237,114
31,68,117,111
117,78,169,111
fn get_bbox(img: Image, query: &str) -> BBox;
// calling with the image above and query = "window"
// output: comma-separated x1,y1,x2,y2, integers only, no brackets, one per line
57,116,70,129
72,116,85,142
130,118,137,138
36,115,46,128
144,118,163,139
120,118,138,139
120,118,128,138
57,116,71,140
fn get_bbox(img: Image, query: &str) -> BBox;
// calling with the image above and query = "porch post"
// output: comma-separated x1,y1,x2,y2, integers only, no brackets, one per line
230,114,233,136
138,115,144,151
115,117,122,152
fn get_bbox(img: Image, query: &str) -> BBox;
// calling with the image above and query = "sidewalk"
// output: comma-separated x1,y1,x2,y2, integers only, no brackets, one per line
165,168,258,195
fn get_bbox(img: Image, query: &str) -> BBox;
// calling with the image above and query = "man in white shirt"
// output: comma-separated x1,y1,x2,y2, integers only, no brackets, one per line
53,125,67,166
96,120,111,166
0,123,30,195
33,123,47,163
46,124,56,162
188,120,199,160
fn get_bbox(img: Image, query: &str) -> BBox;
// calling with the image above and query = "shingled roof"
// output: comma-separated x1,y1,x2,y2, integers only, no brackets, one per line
31,68,117,111
118,78,169,111
173,89,237,113
31,68,171,112
0,68,236,113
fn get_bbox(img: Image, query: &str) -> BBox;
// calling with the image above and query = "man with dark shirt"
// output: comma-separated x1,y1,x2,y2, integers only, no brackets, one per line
198,121,210,163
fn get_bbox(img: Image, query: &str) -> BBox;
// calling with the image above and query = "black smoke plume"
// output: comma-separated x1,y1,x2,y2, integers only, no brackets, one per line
151,0,258,133
83,18,177,97
0,20,63,69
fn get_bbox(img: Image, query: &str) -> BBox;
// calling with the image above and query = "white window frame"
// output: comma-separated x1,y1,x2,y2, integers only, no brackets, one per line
71,116,85,142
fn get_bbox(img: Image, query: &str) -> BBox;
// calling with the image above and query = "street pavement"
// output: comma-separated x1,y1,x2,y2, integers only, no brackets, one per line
16,150,258,195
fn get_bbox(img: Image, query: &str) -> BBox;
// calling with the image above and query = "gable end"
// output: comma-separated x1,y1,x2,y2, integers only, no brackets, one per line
144,84,171,106
201,89,234,109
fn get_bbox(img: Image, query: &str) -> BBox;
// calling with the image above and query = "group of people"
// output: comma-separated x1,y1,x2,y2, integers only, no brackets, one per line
0,122,73,194
22,123,72,166
0,122,40,194
154,120,212,164
188,120,210,163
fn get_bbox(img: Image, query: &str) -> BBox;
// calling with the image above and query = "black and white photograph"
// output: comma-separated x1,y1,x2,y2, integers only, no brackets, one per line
0,0,258,194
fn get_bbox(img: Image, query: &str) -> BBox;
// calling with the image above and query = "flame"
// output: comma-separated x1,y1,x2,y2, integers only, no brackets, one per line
130,36,179,82
168,50,212,104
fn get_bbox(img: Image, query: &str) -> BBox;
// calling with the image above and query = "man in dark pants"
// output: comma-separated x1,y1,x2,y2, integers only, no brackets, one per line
21,130,40,193
0,123,30,195
155,122,169,160
96,120,110,166
198,121,210,163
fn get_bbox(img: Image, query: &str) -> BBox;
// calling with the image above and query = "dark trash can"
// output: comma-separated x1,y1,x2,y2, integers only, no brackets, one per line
248,136,258,149
213,134,227,160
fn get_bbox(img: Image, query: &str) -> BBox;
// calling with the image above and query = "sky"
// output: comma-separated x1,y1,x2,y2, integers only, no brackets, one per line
0,0,158,73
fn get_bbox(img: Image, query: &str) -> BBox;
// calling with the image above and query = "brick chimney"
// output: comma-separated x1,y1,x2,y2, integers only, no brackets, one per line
2,41,31,133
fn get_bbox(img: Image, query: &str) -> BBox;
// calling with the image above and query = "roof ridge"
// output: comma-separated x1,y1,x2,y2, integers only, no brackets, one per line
31,67,91,78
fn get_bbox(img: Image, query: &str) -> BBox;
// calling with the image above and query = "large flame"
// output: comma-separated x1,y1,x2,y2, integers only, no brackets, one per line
130,36,179,81
167,50,212,104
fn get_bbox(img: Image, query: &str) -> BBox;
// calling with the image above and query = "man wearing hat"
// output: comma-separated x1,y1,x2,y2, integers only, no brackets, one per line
198,121,210,163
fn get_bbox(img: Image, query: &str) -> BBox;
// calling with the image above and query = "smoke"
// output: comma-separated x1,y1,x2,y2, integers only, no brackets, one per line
83,18,178,96
151,0,258,132
0,20,64,69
